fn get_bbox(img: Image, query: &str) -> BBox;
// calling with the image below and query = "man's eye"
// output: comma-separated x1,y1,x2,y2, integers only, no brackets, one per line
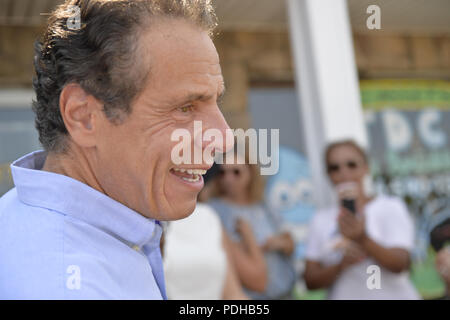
179,105,193,113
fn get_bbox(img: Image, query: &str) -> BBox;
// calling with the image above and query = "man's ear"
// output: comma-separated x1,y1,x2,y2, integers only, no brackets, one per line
59,84,103,148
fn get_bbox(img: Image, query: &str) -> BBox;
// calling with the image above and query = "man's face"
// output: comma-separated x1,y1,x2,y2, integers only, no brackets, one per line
93,19,232,221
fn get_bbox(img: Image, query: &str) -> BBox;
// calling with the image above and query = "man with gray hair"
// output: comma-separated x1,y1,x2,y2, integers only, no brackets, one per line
0,0,232,299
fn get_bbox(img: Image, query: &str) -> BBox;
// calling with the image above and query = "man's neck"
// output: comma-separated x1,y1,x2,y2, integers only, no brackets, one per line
42,146,105,195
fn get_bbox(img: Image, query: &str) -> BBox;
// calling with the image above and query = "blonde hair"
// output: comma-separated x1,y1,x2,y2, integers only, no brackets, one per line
324,140,368,166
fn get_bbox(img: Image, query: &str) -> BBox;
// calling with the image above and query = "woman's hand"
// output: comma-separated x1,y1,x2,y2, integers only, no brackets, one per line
262,232,295,256
261,236,283,252
340,241,367,270
304,241,366,291
338,207,366,243
339,209,412,273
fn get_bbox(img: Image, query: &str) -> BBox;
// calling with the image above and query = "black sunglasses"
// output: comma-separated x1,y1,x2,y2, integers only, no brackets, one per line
327,161,359,173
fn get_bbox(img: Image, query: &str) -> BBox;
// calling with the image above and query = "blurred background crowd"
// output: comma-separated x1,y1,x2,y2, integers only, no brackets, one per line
0,0,449,299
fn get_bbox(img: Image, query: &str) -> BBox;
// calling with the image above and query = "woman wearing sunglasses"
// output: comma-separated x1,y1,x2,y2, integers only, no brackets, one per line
304,140,420,299
209,147,296,300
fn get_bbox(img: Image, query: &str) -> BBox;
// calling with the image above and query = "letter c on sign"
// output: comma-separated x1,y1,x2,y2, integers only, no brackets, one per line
418,109,446,150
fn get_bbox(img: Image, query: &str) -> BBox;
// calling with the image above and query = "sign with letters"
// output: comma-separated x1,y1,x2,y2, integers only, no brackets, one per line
362,80,450,298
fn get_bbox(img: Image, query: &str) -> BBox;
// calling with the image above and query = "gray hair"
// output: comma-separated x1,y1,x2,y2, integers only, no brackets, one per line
33,0,218,152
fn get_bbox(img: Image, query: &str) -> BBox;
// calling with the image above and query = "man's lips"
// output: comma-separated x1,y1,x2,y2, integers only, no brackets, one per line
169,167,208,183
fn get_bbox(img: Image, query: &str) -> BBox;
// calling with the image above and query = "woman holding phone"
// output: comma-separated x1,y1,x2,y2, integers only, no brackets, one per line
304,140,420,299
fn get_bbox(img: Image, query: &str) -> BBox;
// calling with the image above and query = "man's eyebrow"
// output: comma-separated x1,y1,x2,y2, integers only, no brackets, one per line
176,86,226,105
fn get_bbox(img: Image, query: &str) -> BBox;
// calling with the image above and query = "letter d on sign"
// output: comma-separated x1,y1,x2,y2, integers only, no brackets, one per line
382,110,412,152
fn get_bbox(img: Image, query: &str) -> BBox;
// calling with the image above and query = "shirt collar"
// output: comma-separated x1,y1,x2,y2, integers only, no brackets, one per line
11,150,161,249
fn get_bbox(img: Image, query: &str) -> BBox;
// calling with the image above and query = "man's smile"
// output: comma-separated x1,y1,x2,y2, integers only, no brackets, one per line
170,167,208,182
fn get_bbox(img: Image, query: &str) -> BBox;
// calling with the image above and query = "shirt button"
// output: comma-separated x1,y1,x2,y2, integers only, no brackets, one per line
132,245,141,252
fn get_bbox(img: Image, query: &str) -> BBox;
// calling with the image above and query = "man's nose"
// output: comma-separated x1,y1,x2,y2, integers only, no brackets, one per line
198,106,234,155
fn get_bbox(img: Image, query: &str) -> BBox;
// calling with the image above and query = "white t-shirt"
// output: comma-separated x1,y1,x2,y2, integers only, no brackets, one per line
305,195,420,300
163,203,227,300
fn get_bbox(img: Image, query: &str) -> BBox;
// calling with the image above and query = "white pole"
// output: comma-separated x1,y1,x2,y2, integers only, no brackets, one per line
286,0,368,208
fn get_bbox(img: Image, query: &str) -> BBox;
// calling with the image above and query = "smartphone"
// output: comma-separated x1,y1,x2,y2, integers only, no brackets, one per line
341,198,356,214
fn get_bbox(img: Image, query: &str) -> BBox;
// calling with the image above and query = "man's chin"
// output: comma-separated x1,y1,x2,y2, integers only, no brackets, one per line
165,198,198,221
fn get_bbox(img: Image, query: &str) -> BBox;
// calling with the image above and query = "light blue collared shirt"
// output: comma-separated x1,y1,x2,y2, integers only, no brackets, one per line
0,151,166,299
